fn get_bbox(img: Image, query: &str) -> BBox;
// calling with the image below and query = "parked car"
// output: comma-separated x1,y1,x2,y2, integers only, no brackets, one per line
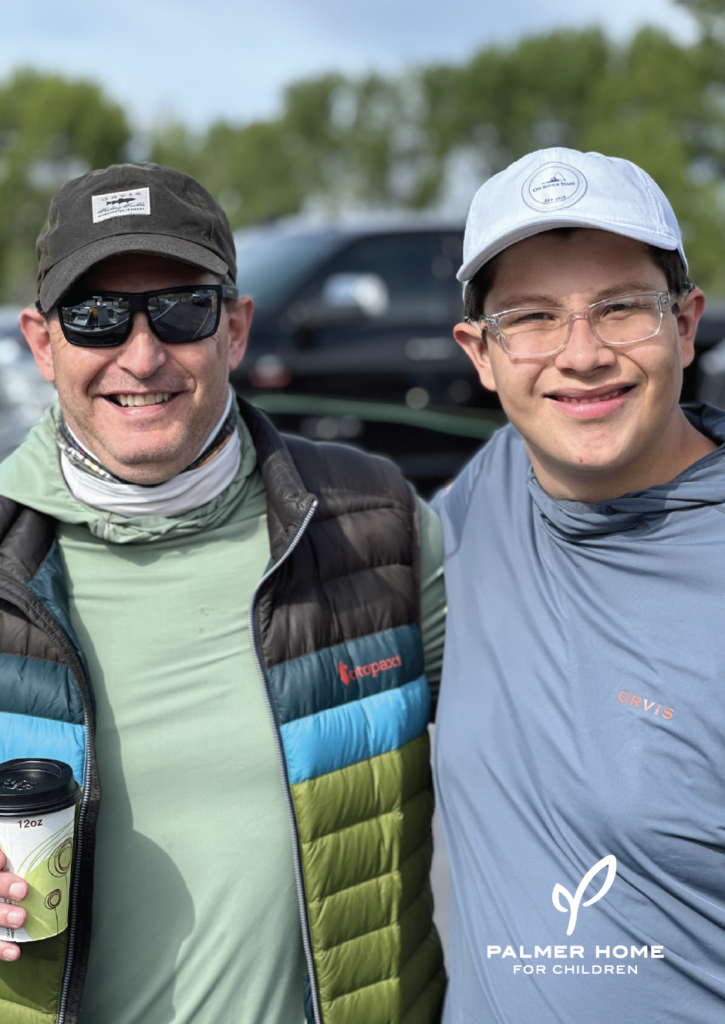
232,217,506,493
0,306,23,345
689,300,725,405
0,306,56,462
231,217,488,401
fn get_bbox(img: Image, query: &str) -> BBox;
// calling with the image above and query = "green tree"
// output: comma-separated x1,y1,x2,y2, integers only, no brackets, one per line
419,28,725,292
152,27,725,292
150,72,431,227
677,0,725,21
0,70,129,303
151,115,307,227
6,25,725,299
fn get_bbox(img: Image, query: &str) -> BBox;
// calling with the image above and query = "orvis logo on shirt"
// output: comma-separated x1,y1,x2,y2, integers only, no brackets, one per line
486,854,665,978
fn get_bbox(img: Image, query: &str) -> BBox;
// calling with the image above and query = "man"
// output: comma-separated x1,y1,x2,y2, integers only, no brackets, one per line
432,148,725,1022
0,163,446,1024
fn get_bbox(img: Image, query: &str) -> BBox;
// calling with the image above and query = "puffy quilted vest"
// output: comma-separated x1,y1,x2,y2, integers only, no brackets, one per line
245,403,446,1022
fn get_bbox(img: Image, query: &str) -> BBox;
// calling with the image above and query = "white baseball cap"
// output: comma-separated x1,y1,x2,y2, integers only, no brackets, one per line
458,147,687,283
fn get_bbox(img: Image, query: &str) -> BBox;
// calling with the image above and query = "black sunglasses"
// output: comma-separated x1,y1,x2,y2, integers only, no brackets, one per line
53,285,239,348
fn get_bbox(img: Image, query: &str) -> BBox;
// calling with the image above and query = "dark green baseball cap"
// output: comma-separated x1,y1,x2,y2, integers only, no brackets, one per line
36,162,237,312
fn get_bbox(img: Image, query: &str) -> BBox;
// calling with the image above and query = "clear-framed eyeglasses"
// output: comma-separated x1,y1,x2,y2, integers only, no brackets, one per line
467,285,693,359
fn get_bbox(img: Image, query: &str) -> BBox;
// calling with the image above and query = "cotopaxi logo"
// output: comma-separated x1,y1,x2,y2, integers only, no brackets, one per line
486,854,666,978
338,654,401,685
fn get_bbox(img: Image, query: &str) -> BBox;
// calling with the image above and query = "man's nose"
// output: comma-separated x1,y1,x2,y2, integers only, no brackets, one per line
554,314,617,373
114,313,167,377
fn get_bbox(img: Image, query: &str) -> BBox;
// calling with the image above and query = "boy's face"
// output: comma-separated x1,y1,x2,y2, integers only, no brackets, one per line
454,229,707,502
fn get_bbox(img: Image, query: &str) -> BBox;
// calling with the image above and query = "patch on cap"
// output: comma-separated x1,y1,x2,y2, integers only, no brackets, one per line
91,187,151,223
522,162,587,212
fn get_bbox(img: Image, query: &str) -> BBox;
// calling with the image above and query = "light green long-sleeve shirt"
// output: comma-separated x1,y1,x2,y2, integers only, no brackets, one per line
0,407,445,1024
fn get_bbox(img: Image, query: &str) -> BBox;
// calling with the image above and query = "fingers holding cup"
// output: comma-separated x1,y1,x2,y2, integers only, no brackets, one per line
0,856,27,960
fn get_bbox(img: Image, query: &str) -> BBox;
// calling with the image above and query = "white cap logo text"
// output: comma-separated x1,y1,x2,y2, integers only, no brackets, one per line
522,162,587,211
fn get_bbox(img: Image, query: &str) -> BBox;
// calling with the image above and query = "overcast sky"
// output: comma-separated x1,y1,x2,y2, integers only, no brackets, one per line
2,0,698,130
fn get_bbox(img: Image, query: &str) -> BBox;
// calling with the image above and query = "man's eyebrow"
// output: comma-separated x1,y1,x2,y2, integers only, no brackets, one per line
490,282,665,312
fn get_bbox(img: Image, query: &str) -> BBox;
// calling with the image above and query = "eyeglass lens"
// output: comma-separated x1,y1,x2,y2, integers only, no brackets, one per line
498,293,666,356
59,287,222,347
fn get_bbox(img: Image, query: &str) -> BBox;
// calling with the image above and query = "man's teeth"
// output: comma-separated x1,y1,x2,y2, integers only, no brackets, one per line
115,393,171,407
557,388,627,403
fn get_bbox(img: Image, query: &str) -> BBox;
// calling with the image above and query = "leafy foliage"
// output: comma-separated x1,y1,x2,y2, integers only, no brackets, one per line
0,70,129,302
6,25,725,299
677,0,725,20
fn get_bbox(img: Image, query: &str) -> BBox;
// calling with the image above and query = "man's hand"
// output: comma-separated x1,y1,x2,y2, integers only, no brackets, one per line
0,851,27,961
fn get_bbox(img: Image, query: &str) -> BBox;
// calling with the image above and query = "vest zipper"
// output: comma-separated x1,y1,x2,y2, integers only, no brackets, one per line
248,498,323,1024
0,569,95,1024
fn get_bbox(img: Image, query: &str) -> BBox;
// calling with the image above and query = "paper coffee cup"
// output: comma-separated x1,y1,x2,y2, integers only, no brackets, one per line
0,759,81,942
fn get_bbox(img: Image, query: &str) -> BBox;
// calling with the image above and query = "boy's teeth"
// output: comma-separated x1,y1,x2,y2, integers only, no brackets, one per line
116,393,171,407
558,388,625,403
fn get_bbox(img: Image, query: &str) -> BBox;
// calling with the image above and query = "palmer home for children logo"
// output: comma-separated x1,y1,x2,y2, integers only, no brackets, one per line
552,855,617,936
487,854,665,978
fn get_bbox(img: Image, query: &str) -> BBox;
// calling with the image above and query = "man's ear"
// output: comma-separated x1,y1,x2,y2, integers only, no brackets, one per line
20,308,56,383
226,296,254,372
676,287,705,370
453,321,497,392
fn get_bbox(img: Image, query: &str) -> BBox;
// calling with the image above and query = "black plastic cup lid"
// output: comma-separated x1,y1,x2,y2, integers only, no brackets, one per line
0,759,81,815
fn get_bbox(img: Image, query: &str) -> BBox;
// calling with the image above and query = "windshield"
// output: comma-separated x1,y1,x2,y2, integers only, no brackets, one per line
235,230,340,314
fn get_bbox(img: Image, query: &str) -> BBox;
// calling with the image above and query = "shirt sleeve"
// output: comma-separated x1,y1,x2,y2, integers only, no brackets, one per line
418,496,446,714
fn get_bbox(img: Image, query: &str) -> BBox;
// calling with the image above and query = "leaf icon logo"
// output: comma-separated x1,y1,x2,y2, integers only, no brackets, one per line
552,855,617,936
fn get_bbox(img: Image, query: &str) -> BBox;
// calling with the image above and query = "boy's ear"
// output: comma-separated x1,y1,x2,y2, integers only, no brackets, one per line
675,287,705,370
453,321,497,392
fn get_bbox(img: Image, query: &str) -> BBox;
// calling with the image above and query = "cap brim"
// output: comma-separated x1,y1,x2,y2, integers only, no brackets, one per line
39,233,231,310
457,217,685,283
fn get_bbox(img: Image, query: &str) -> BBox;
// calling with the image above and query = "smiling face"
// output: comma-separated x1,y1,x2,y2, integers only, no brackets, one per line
21,254,253,484
454,229,713,501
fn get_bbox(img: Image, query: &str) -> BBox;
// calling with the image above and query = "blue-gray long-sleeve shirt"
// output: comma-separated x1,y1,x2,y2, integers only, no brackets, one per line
432,405,725,1024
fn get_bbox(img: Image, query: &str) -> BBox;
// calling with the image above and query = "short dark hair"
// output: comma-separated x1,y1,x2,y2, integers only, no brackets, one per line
462,228,690,322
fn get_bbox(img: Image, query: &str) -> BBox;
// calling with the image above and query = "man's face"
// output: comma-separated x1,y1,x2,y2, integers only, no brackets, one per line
22,254,252,484
454,229,707,500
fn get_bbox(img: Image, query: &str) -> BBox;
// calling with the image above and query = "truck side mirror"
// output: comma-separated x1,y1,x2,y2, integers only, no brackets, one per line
320,273,389,318
286,273,390,347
